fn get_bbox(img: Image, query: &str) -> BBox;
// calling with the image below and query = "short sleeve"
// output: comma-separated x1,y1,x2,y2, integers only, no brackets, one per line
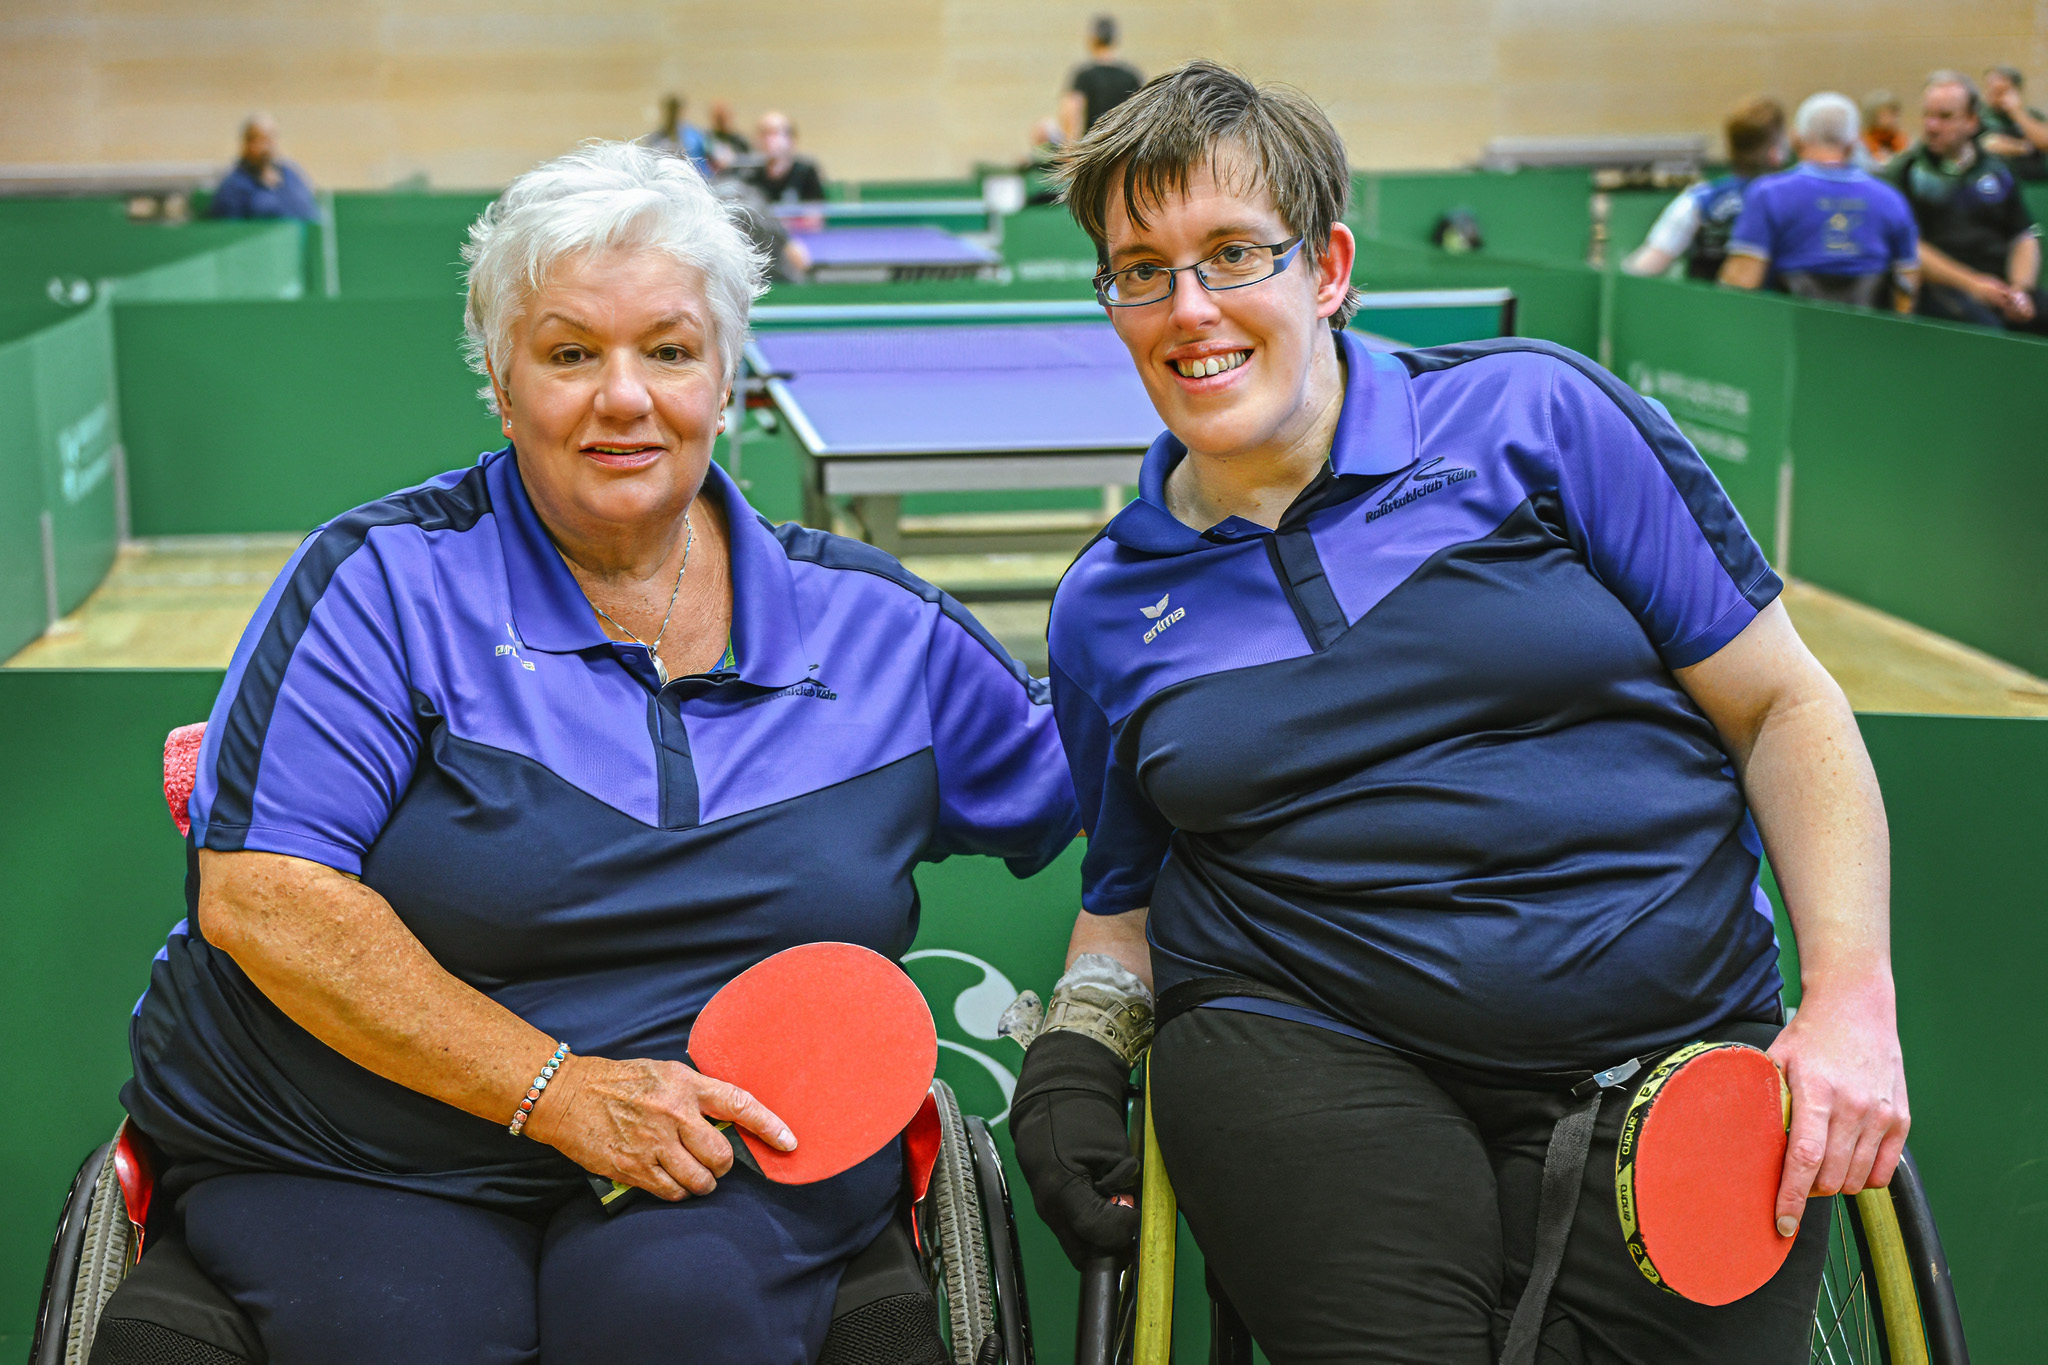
922,605,1080,877
1888,192,1920,265
1542,357,1783,669
188,530,423,875
1049,659,1175,915
1642,189,1703,258
1725,186,1774,261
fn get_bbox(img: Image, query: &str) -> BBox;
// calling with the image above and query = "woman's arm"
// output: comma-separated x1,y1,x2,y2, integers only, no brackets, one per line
198,848,793,1200
1065,906,1152,986
1671,601,1908,1238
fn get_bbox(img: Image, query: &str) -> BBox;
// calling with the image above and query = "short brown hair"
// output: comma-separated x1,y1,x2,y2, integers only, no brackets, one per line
1725,96,1786,175
1050,60,1361,329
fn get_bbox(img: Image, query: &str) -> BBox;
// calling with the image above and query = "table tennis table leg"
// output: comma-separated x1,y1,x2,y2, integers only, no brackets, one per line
850,495,905,556
801,456,833,533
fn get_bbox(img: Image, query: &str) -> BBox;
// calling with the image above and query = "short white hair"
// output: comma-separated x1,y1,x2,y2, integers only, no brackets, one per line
1794,92,1860,149
461,139,768,412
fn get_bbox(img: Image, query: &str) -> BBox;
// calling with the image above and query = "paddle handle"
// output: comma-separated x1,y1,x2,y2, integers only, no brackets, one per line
588,1121,737,1214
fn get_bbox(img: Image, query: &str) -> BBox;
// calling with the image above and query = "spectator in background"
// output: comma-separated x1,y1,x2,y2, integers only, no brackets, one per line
647,94,709,177
1979,66,2048,181
1887,72,2047,334
210,114,318,221
1861,91,1909,166
1719,92,1919,310
706,101,751,163
1623,96,1785,278
742,111,826,204
1060,15,1143,141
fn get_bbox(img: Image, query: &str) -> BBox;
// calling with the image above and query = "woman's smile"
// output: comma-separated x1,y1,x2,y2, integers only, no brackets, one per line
581,440,667,470
1167,342,1254,389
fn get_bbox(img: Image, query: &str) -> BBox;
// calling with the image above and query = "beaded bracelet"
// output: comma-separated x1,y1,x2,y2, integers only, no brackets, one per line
508,1041,571,1138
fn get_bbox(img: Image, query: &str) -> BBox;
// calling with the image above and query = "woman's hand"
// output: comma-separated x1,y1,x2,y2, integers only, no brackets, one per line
1767,982,1910,1238
524,1054,796,1201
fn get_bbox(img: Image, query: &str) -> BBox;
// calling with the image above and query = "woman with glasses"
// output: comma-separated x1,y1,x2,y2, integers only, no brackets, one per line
1009,62,1908,1363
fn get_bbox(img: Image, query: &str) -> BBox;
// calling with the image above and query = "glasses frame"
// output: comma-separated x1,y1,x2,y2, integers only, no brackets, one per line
1093,236,1307,309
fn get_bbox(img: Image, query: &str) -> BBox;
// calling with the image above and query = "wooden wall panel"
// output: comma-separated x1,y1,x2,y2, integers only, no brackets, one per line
1,0,2043,188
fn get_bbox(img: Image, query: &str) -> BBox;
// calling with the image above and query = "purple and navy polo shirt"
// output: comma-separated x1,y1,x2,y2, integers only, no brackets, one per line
1048,331,1787,1076
125,448,1078,1207
1727,161,1919,278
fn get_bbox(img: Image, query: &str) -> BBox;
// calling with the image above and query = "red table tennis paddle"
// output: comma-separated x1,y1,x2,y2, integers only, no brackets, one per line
1615,1040,1794,1305
164,723,205,837
594,941,937,1208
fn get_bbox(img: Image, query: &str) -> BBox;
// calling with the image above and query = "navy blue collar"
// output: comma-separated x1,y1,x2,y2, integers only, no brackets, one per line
1105,329,1420,554
491,448,812,688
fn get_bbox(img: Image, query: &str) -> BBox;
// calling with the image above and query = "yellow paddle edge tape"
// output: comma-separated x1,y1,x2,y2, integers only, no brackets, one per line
1614,1040,1791,1294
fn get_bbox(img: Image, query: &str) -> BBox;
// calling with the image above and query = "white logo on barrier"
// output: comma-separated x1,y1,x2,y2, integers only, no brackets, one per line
1625,363,1753,464
902,948,1020,1123
57,403,114,504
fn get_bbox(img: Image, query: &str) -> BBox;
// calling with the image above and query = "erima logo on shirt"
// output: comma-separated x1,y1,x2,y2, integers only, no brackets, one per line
494,622,536,671
1140,592,1185,644
1365,457,1477,523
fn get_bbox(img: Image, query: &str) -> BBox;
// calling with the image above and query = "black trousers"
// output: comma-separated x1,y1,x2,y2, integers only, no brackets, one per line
1148,1009,1832,1365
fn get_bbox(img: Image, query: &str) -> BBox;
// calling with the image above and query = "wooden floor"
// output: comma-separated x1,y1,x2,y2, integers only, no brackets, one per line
11,537,2048,720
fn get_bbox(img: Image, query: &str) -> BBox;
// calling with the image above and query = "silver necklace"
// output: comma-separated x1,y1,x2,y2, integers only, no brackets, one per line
589,512,693,686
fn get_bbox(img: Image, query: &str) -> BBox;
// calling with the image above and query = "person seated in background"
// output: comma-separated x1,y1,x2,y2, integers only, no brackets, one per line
117,139,1078,1363
1060,15,1143,142
706,101,750,163
741,111,826,205
646,93,709,177
1979,66,2048,181
1887,71,2047,335
209,113,318,221
1622,96,1785,278
710,176,813,281
1861,91,1909,166
1719,92,1919,311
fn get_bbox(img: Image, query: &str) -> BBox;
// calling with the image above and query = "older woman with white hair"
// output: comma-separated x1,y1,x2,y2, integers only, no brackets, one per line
119,139,1078,1363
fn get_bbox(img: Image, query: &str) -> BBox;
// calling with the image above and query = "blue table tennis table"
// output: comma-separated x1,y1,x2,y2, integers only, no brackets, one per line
791,225,1002,283
745,290,1514,554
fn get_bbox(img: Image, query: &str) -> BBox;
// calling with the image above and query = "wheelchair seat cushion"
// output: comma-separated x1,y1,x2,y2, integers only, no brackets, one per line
87,1224,265,1365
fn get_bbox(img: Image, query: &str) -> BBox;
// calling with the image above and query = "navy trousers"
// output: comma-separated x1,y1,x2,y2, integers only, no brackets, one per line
179,1151,897,1364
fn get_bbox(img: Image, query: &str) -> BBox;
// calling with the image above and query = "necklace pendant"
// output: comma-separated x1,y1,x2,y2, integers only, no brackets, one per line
652,653,669,687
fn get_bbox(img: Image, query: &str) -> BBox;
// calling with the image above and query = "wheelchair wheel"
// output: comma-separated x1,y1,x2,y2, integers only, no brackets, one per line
1808,1147,1968,1365
926,1079,1000,1364
32,1137,134,1365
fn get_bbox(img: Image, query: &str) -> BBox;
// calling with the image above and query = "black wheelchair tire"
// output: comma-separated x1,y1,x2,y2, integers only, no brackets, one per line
928,1080,999,1364
1811,1144,1970,1365
32,1138,131,1365
965,1115,1033,1365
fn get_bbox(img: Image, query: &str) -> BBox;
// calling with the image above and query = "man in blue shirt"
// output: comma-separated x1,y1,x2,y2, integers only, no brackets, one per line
1721,92,1919,309
208,114,319,222
1623,95,1785,279
647,93,711,178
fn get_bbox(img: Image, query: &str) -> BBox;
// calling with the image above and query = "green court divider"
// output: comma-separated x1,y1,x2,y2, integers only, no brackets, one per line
329,191,498,299
1606,273,1798,561
0,201,305,308
2,670,2041,1357
1349,237,1604,354
0,296,125,660
116,296,502,536
108,222,305,303
1788,306,2048,676
1352,167,1594,266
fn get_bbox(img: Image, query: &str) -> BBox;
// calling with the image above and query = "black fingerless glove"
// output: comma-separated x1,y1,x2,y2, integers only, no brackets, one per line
1010,1029,1140,1269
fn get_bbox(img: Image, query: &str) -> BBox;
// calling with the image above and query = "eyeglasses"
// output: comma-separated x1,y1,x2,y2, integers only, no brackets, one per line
1094,237,1306,308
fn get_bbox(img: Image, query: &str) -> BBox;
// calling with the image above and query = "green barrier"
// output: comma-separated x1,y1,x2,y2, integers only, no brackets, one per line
1788,306,2048,676
117,296,501,536
0,201,305,308
1353,167,1594,266
0,668,228,1350
3,670,2042,1358
1350,237,1604,354
109,222,305,303
1606,273,1798,561
1601,187,1681,267
329,191,499,299
0,297,124,659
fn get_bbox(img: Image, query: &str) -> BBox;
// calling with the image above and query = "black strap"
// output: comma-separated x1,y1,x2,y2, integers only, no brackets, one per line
1496,1087,1603,1365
